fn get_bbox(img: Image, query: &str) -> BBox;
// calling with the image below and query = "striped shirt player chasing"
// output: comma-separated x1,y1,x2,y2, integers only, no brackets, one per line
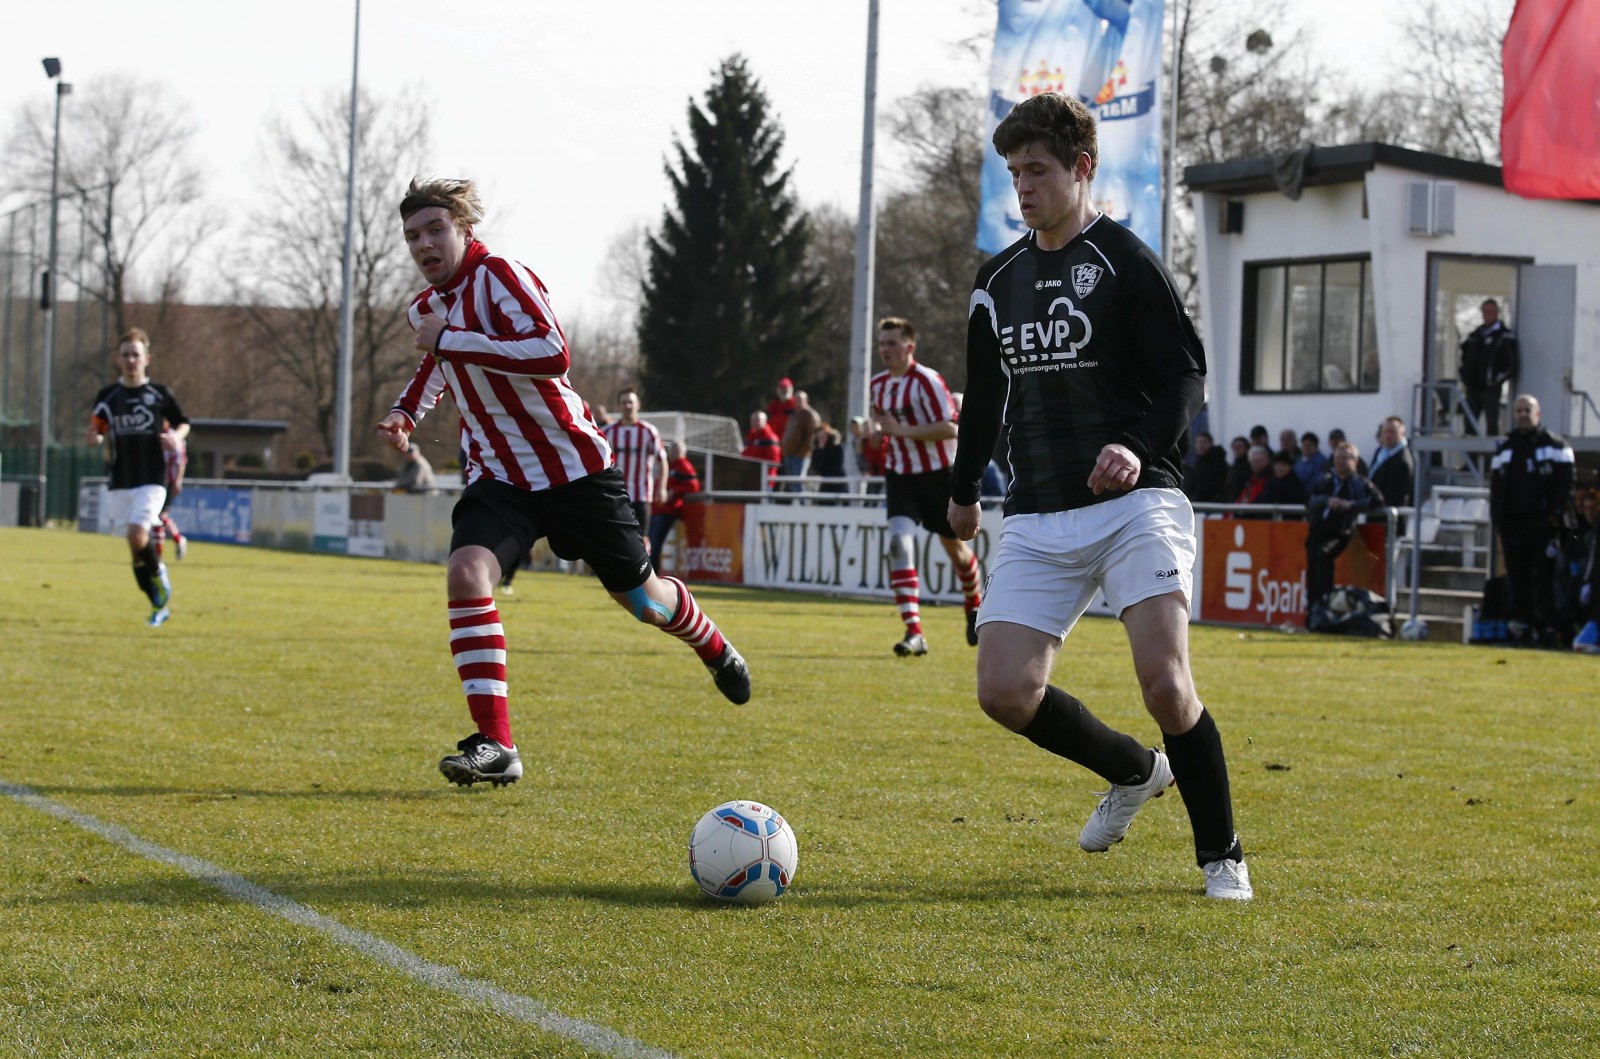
87,328,189,627
869,317,984,656
598,387,666,551
947,94,1250,900
376,178,751,789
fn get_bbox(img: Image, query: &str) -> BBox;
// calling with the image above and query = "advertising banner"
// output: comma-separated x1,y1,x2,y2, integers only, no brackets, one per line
980,0,1167,255
657,502,746,583
1200,519,1388,627
346,493,386,558
167,487,253,544
312,491,350,554
742,502,1000,601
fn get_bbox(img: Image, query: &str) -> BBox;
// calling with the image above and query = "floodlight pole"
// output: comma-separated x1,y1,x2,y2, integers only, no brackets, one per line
845,0,880,428
333,0,361,479
38,60,70,526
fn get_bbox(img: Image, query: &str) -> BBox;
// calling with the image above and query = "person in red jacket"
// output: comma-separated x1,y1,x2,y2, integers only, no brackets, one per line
649,440,701,571
742,410,781,485
766,378,796,442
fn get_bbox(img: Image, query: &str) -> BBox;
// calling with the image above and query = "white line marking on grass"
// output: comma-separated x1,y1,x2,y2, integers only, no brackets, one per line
1,779,676,1059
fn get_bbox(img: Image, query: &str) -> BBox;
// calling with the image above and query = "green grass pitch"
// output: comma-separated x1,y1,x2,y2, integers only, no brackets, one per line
1,525,1596,1058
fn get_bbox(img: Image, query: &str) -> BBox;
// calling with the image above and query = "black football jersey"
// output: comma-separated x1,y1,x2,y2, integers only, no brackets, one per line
91,382,188,490
952,216,1205,515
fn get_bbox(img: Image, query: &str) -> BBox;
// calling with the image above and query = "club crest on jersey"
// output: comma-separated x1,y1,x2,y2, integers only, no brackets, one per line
1072,263,1103,298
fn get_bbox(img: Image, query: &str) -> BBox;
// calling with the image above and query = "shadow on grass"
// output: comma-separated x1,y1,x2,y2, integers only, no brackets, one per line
21,866,1188,912
21,784,461,801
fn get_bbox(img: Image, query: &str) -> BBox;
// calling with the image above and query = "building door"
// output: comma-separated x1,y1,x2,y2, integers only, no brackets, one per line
1515,264,1577,436
1423,256,1523,435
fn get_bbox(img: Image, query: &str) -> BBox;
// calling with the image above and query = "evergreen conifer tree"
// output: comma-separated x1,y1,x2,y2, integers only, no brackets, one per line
639,56,823,419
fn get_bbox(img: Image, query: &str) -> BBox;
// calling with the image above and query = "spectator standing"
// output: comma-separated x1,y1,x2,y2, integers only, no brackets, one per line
1293,432,1330,492
779,389,822,489
1181,431,1229,504
376,178,749,789
648,440,700,571
1367,416,1415,510
1489,394,1575,646
741,411,781,485
766,377,796,443
600,387,667,546
1260,451,1309,507
1249,424,1270,452
1460,299,1519,436
1327,428,1367,475
86,327,190,627
1304,441,1382,613
395,441,437,493
870,315,985,654
812,423,848,495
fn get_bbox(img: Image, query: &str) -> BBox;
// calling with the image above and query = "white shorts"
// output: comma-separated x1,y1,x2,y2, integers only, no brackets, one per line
977,487,1196,640
107,485,167,531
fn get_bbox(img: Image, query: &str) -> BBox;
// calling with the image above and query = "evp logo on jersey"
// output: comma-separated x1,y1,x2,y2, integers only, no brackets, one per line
999,295,1092,371
112,405,157,434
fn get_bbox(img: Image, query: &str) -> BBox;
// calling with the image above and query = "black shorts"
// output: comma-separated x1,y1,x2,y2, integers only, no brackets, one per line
627,500,650,537
885,470,958,538
451,468,652,593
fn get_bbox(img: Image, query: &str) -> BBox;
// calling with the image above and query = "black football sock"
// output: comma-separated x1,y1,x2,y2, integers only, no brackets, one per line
1163,708,1242,866
1020,684,1154,786
139,541,164,604
132,557,155,599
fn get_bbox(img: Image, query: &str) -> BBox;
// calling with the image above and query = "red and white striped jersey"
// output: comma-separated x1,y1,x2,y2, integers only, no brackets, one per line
600,419,664,503
869,360,957,475
390,239,610,491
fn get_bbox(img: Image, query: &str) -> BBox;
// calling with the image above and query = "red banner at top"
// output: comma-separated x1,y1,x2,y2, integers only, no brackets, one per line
1500,0,1600,199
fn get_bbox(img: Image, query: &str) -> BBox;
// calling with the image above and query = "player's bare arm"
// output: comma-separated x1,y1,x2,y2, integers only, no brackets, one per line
947,500,981,541
415,314,449,358
376,412,411,453
1087,442,1141,495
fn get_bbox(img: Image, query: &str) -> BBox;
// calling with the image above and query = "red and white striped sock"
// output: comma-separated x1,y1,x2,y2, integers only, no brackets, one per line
448,597,513,748
955,550,982,612
890,567,923,635
660,576,727,662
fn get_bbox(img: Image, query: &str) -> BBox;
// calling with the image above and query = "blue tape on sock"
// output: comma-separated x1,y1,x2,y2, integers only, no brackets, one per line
626,584,673,622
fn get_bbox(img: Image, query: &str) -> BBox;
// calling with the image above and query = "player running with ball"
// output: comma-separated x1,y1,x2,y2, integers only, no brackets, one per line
948,94,1251,900
377,178,750,788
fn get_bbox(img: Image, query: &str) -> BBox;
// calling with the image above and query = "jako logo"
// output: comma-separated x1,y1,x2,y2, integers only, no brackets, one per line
1034,279,1063,290
1155,568,1179,579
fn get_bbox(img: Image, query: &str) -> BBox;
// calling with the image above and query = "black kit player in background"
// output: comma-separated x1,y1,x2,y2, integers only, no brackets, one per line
947,92,1251,900
87,328,190,627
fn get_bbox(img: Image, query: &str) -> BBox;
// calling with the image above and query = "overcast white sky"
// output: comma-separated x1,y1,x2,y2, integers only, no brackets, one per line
3,1,1450,319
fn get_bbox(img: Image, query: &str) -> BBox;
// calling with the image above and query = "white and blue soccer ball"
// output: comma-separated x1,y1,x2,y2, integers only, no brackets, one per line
688,800,798,905
1400,618,1430,642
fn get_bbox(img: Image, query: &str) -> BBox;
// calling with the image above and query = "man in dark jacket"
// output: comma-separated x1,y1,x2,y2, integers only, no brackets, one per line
1304,441,1383,618
1459,299,1519,436
1367,415,1415,510
1181,431,1229,503
1490,394,1575,645
1261,451,1309,508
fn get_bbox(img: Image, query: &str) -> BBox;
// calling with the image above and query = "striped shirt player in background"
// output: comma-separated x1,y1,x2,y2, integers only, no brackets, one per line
947,93,1250,900
599,387,667,551
869,316,984,657
87,328,190,626
376,178,751,789
151,427,188,561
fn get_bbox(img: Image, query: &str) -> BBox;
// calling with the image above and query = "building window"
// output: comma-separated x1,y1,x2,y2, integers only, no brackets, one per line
1243,256,1379,393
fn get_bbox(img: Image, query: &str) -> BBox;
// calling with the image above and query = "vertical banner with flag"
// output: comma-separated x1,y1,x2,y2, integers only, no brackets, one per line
1500,0,1600,200
979,0,1167,255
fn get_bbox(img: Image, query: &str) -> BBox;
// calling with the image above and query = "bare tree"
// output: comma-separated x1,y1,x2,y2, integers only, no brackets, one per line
1,72,215,338
223,87,431,459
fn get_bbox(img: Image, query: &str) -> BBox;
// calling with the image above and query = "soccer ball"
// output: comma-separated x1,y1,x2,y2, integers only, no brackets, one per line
688,800,798,905
1400,618,1429,641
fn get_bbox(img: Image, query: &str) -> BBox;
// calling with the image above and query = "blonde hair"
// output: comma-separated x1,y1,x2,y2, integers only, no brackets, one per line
398,178,485,230
119,327,150,350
